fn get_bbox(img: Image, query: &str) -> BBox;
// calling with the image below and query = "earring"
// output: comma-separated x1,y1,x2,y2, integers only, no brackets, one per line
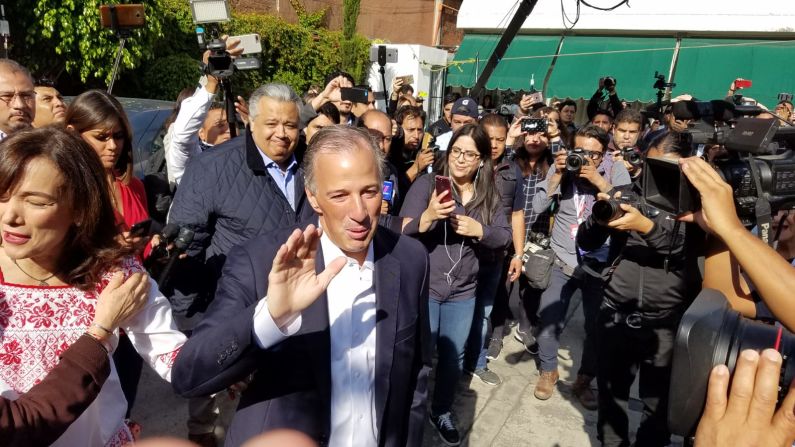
479,161,484,168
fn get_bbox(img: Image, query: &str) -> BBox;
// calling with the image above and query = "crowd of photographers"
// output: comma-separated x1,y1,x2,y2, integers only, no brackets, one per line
1,35,795,447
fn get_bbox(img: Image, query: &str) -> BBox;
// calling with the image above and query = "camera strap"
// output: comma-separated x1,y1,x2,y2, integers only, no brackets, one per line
746,154,775,247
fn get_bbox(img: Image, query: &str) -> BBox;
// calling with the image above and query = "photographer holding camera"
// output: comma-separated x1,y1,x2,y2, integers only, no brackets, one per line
531,125,630,405
609,109,644,183
588,77,623,123
577,134,702,446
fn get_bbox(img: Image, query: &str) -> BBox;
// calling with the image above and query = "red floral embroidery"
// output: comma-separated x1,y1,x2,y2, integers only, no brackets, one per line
71,300,95,327
0,340,22,365
28,302,55,328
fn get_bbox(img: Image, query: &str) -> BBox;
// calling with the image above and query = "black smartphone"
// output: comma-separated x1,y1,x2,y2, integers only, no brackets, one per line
434,175,453,203
128,219,153,237
340,87,370,104
521,118,548,134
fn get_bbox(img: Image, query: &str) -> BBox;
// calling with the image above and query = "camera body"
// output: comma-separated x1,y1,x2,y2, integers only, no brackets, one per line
602,76,616,89
206,39,234,78
621,147,643,168
565,148,588,174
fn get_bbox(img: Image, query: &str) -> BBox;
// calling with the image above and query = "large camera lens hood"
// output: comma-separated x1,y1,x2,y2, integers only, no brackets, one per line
668,288,738,436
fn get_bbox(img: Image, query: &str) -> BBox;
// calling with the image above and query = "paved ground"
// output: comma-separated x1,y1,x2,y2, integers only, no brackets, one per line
132,299,680,446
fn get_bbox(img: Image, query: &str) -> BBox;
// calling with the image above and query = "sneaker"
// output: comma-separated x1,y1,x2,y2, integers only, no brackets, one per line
572,374,598,411
430,412,461,446
513,327,537,354
473,367,502,386
534,369,559,400
486,337,502,360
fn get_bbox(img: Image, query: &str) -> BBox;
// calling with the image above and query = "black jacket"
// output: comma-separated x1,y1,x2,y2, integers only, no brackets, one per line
167,128,315,310
577,205,702,313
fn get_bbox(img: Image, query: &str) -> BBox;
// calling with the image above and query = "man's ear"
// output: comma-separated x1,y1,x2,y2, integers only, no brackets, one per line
305,187,323,215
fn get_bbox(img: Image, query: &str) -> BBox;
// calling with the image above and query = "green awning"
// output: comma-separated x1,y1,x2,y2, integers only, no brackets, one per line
446,34,561,91
545,36,676,102
672,39,795,108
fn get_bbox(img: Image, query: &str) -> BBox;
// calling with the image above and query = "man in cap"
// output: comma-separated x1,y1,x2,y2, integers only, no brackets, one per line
434,96,479,153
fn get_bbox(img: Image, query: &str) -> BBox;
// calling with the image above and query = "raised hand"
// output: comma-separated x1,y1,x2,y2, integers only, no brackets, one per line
677,157,743,238
266,225,345,328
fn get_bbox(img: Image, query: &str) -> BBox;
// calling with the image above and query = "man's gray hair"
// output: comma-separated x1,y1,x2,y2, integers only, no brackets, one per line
0,59,33,84
303,125,386,194
248,83,302,120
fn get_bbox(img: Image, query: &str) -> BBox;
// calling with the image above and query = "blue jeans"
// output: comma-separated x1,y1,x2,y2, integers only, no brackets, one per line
537,264,603,374
429,296,476,415
465,259,504,371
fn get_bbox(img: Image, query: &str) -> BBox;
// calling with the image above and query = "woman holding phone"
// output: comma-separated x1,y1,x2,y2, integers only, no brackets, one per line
400,124,511,446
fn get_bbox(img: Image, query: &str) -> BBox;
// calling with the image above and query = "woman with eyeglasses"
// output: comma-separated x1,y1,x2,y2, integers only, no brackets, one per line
399,123,511,446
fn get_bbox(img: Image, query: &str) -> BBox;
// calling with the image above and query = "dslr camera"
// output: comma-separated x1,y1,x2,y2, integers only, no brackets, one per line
591,188,642,226
565,148,589,174
602,76,616,89
620,147,643,169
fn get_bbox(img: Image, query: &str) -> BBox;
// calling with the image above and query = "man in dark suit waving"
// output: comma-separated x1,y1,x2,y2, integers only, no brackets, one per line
172,126,431,447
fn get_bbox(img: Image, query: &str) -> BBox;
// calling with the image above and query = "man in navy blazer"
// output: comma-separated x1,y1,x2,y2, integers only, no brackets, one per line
172,126,431,447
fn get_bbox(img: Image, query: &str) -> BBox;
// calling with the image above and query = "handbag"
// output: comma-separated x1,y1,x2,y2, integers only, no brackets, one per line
521,211,557,289
521,242,555,289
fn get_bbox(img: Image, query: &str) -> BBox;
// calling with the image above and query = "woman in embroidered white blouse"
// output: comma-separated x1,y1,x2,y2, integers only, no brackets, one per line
0,127,187,446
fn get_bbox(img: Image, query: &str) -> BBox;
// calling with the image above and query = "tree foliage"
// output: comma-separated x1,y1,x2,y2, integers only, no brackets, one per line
11,0,371,100
7,0,165,86
341,0,362,77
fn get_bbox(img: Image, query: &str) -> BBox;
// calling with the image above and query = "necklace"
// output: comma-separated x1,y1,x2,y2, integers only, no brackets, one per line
12,259,57,286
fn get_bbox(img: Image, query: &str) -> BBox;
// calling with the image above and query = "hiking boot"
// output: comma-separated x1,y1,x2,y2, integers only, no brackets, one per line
473,367,502,386
486,337,503,360
534,369,559,400
430,412,461,446
572,374,598,410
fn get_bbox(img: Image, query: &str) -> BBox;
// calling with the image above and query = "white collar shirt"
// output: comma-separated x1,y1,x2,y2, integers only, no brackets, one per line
320,232,378,447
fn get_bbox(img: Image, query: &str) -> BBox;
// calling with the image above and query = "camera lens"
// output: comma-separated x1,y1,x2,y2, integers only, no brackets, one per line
566,153,584,173
668,289,795,436
592,199,623,225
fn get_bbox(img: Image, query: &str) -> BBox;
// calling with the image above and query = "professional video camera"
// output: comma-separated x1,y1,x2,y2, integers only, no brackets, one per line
668,288,794,437
644,99,795,239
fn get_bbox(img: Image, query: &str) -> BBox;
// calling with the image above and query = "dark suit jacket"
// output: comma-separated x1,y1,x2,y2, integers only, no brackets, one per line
172,223,431,447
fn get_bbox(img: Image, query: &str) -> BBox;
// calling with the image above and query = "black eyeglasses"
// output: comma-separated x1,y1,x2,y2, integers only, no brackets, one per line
573,148,604,160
